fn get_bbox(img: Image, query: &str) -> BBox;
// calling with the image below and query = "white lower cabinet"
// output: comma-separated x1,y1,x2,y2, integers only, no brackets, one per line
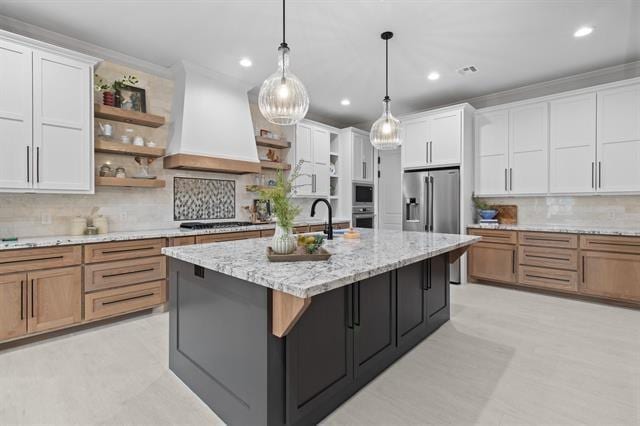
0,31,97,194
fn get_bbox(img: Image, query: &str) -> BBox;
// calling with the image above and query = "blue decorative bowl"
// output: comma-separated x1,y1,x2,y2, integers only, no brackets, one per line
479,209,498,220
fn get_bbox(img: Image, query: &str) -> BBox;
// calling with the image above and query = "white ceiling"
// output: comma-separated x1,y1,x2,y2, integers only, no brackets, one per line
1,0,638,128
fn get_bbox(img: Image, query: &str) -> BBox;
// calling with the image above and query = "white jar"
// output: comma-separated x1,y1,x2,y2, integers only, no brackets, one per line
70,217,87,236
271,222,296,254
93,215,109,234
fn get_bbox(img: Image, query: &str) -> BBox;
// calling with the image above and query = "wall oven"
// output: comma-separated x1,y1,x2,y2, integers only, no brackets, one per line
352,206,374,229
352,182,374,207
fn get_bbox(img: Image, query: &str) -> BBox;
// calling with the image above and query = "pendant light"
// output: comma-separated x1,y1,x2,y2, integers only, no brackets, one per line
258,0,309,126
370,31,402,150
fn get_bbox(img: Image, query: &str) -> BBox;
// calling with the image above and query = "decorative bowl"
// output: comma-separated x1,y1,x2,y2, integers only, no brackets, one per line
479,209,498,220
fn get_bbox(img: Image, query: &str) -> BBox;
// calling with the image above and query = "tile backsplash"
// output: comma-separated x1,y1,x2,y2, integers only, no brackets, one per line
481,195,640,228
174,177,235,221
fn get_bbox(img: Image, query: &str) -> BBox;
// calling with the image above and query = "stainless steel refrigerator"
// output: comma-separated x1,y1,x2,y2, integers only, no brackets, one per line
403,168,461,283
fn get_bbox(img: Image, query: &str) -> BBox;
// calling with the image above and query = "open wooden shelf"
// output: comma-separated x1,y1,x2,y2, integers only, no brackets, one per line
260,160,291,170
255,136,291,149
95,138,165,158
95,176,166,188
94,104,165,128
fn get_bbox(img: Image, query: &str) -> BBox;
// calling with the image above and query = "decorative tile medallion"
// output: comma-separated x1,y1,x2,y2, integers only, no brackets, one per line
174,177,235,221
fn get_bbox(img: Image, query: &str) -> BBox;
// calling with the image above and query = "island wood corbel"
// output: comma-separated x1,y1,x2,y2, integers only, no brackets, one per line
272,290,311,337
448,245,472,264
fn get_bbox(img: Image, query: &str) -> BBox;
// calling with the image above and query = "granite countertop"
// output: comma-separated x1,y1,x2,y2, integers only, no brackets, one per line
467,223,640,237
0,218,351,251
162,229,480,298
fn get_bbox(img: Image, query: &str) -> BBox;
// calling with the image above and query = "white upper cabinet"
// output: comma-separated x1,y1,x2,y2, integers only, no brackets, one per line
475,110,509,195
508,102,548,194
352,132,374,182
597,84,640,192
0,39,32,190
402,109,462,170
294,122,330,197
0,31,97,194
33,51,92,192
429,109,461,167
549,93,596,194
401,118,429,169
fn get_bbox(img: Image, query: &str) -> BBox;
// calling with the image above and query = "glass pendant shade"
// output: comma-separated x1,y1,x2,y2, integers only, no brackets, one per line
259,46,309,126
370,100,401,150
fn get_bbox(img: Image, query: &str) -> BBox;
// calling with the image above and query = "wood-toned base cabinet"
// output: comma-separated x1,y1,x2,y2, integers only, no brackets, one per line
468,228,640,307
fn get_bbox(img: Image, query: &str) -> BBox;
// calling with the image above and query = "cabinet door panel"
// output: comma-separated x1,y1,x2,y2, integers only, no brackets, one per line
354,273,395,378
396,262,427,349
296,124,313,163
33,51,91,191
296,160,314,196
0,39,32,190
597,85,640,192
509,103,549,194
0,273,27,340
314,163,330,197
549,94,596,193
27,266,82,333
352,133,364,180
426,255,448,319
468,243,516,284
402,119,429,169
475,111,509,195
361,137,374,182
581,251,640,302
313,128,329,165
286,286,353,424
429,110,461,166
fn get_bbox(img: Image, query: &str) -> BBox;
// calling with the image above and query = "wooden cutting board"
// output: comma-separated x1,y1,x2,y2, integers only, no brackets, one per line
491,205,518,224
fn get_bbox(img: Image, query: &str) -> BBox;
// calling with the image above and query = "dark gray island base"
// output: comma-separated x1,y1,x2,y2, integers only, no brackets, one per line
168,254,452,425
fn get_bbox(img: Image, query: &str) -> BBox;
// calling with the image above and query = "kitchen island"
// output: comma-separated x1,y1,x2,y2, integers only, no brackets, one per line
162,229,480,425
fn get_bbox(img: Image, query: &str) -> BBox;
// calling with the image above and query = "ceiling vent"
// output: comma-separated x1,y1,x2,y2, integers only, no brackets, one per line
457,65,478,75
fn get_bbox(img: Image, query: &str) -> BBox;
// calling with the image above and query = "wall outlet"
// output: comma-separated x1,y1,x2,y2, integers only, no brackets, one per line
41,213,52,225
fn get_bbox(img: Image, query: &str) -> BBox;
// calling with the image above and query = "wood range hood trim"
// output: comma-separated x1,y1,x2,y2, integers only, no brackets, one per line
163,153,261,174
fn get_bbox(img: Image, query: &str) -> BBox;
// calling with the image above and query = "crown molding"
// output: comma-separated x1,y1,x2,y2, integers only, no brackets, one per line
0,14,171,78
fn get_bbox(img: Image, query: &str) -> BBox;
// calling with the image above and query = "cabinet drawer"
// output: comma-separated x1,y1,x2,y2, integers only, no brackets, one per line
519,232,577,249
309,224,326,232
468,229,517,244
519,246,578,270
196,231,261,244
261,229,275,237
519,265,578,292
580,235,640,255
334,222,350,230
84,239,165,264
84,256,166,292
293,226,309,234
84,280,166,321
468,242,517,284
0,246,81,274
168,236,196,247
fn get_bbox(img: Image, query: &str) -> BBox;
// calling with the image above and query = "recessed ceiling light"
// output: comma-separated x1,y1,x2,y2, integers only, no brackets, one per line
574,26,594,38
239,58,252,67
427,71,440,81
340,98,351,106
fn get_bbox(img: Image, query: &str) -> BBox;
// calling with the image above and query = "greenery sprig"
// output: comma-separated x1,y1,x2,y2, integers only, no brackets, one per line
256,160,305,230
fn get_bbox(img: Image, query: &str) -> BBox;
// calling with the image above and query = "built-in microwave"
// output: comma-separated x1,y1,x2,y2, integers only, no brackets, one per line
352,182,374,206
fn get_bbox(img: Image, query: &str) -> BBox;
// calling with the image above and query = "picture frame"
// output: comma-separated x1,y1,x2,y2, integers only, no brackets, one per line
118,84,147,113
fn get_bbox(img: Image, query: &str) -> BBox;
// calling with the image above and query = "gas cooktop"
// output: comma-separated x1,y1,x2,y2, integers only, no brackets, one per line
179,221,255,230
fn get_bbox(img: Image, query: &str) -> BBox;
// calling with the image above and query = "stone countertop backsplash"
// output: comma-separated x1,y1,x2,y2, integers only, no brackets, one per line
162,229,480,298
0,218,351,251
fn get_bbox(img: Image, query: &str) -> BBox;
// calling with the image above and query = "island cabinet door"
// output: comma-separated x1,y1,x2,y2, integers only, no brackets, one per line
396,261,428,351
425,254,450,334
285,285,354,425
353,271,396,382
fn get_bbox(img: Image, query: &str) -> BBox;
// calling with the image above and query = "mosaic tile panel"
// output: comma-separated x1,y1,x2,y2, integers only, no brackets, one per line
174,177,235,221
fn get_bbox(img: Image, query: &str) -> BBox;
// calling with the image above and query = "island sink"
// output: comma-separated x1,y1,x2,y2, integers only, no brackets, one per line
163,229,479,425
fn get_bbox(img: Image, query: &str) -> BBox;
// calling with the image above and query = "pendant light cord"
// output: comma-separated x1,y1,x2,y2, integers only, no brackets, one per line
282,0,286,46
385,38,389,101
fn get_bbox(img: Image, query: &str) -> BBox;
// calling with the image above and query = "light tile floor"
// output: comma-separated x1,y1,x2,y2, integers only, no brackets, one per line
1,284,638,425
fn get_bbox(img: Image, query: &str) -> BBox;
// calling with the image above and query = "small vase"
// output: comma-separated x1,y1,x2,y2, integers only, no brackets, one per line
272,223,296,254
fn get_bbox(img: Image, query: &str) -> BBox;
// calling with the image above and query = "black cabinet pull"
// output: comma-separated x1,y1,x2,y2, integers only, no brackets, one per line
102,293,154,305
512,250,516,274
354,283,361,326
30,279,35,318
598,162,602,189
102,267,155,279
591,162,595,188
26,146,30,183
582,256,585,283
346,286,354,329
20,280,24,320
36,147,40,183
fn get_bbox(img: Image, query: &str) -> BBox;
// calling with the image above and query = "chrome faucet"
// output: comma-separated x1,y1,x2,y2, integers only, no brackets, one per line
310,198,333,240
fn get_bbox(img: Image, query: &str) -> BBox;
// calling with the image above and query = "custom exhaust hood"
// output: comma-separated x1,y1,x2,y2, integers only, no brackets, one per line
164,61,262,174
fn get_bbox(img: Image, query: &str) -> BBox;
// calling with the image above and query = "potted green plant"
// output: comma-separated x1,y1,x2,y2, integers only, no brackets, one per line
472,194,497,221
258,161,303,254
112,75,139,108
